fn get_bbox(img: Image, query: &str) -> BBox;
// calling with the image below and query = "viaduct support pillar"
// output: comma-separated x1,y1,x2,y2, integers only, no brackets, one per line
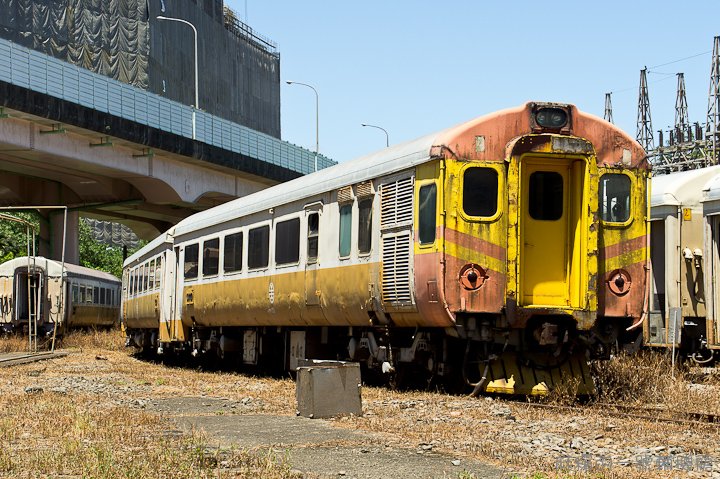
39,211,79,264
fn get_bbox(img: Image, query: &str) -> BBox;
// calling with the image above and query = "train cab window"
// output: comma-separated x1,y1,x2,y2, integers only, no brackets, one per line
339,204,352,257
224,232,243,273
248,225,270,269
600,174,631,223
358,199,372,254
529,171,563,221
276,218,300,265
184,244,199,280
463,168,498,217
148,259,156,290
203,238,220,276
307,213,319,263
418,184,437,244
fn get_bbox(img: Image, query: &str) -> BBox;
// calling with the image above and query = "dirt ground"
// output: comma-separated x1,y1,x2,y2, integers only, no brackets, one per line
3,339,720,479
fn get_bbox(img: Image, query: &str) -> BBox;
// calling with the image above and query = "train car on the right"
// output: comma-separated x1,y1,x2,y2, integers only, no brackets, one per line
647,165,720,364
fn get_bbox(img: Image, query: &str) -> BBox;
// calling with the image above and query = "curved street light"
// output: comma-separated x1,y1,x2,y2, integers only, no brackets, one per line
361,123,389,147
157,15,199,139
286,80,319,172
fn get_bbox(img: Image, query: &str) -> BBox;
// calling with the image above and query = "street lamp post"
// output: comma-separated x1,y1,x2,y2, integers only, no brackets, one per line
157,15,199,140
361,123,389,148
286,80,319,172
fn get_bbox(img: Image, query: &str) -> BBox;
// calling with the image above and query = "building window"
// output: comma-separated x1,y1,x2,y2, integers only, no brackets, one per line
276,218,300,265
418,184,437,244
600,174,631,222
184,244,199,279
463,168,498,217
529,171,563,221
339,204,352,257
358,198,373,254
224,232,243,273
203,238,220,276
307,213,319,263
248,225,270,269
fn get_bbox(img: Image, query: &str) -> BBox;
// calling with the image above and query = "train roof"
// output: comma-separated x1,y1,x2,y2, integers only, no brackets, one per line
651,165,720,208
0,256,120,283
126,101,644,266
702,170,720,204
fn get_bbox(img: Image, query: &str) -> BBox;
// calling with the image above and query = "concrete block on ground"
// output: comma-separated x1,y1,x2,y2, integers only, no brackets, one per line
296,360,362,419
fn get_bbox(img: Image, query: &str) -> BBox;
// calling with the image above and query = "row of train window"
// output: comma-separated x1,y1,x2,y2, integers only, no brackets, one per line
126,257,163,297
71,283,119,307
417,170,632,246
184,199,373,280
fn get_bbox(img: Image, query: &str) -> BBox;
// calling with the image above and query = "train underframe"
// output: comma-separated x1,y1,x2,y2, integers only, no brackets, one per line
125,312,638,395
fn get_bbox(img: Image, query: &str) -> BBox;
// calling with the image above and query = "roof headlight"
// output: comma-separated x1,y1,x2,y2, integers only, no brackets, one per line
535,108,568,129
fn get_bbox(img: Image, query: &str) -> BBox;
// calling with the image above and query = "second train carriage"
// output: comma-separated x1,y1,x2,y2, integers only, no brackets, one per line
123,102,649,394
0,256,121,336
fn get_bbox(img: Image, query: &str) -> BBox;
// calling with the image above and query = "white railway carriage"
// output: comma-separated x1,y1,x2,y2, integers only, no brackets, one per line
123,102,649,394
0,256,121,336
700,170,720,362
648,166,720,363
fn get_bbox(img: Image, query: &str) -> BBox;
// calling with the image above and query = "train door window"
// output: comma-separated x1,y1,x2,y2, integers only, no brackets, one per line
248,225,270,269
224,232,243,273
463,168,498,217
276,218,300,265
307,213,319,263
148,259,156,290
184,244,199,280
358,198,372,254
202,238,220,276
600,173,631,223
529,171,563,220
339,204,352,257
418,183,437,244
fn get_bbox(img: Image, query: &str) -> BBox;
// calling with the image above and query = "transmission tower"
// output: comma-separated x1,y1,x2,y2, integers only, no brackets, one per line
674,73,690,143
707,36,720,165
604,93,614,123
636,67,654,152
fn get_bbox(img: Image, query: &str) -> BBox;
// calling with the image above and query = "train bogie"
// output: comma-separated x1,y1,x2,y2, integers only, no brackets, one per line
122,102,649,395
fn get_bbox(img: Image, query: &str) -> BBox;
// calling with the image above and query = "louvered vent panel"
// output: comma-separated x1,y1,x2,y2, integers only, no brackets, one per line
380,177,414,229
381,232,413,305
337,186,353,204
356,181,374,198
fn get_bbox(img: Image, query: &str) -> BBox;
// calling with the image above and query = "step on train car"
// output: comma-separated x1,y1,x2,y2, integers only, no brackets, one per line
0,256,121,337
123,102,649,395
648,165,720,363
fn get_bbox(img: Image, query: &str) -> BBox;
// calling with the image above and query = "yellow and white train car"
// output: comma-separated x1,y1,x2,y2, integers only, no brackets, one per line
123,102,649,394
0,256,121,336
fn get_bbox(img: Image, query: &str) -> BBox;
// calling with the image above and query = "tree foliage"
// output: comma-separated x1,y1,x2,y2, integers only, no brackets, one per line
0,212,41,262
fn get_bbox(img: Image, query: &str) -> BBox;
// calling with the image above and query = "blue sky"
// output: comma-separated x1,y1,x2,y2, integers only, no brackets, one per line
225,1,720,163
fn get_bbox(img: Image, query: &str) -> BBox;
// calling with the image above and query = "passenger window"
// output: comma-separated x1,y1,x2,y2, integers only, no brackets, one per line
94,287,99,304
248,225,270,269
143,264,150,291
339,204,352,257
463,168,498,217
155,258,162,289
72,284,79,303
358,199,372,254
529,171,563,221
203,238,220,276
138,265,145,292
224,232,243,273
184,244,199,279
276,218,300,265
418,184,437,244
148,259,155,290
87,286,94,303
100,288,106,305
80,285,86,303
600,174,631,222
307,213,319,263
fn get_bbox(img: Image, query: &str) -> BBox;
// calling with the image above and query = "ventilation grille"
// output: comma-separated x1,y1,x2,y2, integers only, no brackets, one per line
337,186,353,204
381,232,413,306
380,177,414,229
356,181,374,198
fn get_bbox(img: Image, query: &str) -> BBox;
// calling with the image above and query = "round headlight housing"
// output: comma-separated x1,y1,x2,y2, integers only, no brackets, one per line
535,107,568,129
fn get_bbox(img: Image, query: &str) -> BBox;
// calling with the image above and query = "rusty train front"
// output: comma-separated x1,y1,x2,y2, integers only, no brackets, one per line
122,102,649,395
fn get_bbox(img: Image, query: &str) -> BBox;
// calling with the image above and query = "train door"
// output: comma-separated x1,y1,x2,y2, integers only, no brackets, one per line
14,268,44,331
519,157,586,308
711,215,720,347
159,251,175,342
304,205,322,307
169,246,187,342
646,218,668,345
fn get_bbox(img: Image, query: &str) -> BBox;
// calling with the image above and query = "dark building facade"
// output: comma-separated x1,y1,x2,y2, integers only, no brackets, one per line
0,0,281,138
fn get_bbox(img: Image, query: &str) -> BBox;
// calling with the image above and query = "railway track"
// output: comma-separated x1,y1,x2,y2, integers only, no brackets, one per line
521,401,720,426
0,350,68,368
